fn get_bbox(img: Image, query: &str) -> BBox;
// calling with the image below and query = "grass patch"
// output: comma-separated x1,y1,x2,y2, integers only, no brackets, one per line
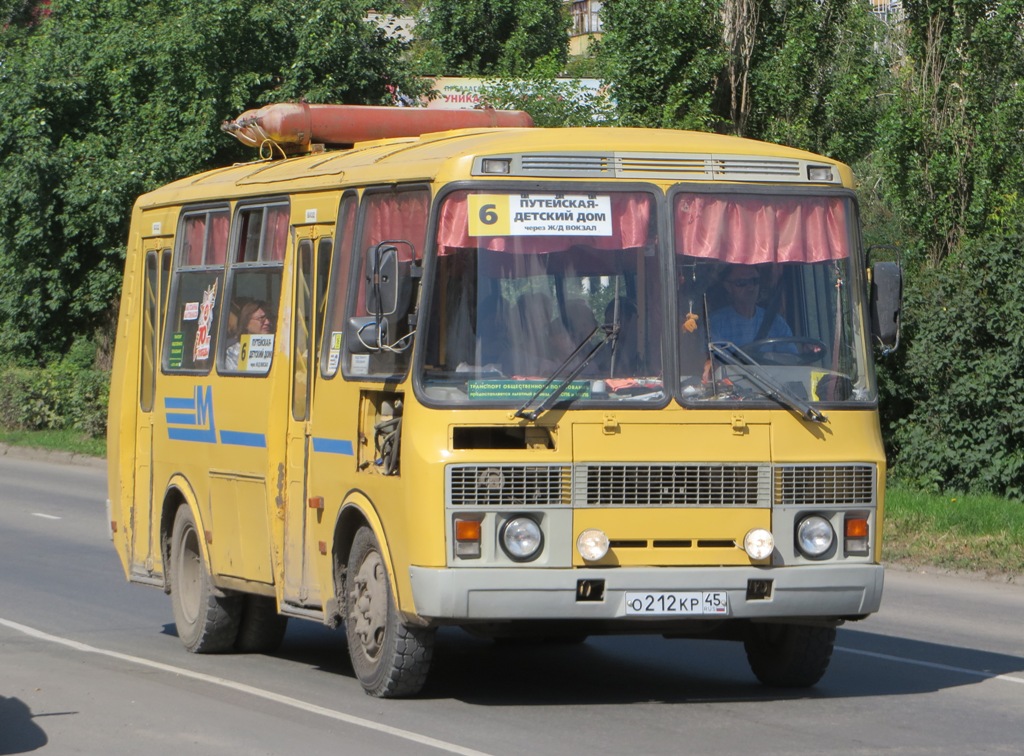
884,484,1024,577
0,428,105,458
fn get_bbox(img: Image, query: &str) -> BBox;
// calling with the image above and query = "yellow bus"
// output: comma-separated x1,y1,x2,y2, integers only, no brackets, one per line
107,103,902,698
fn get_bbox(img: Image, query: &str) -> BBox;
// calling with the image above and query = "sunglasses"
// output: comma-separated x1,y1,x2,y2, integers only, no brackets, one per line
727,278,760,288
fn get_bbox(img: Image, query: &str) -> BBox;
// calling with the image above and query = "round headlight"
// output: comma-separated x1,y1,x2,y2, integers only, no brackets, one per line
576,528,610,561
743,528,775,560
500,516,543,562
796,515,835,558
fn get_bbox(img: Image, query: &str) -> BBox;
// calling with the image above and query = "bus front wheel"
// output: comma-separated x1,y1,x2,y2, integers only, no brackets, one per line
169,505,241,653
344,526,434,697
744,622,835,687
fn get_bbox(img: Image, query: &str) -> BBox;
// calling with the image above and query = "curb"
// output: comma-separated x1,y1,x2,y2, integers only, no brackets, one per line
0,442,106,471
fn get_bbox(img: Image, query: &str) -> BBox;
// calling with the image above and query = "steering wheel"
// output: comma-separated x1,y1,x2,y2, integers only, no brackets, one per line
741,336,828,366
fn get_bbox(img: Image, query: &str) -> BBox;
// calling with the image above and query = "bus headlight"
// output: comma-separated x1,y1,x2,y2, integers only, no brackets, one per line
743,528,775,560
499,516,543,562
576,528,610,562
796,515,835,558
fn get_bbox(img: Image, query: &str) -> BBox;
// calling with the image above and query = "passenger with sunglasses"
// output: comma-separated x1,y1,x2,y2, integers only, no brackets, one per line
709,266,792,350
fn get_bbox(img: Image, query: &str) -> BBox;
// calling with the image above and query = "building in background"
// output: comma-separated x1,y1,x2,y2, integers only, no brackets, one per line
568,0,603,55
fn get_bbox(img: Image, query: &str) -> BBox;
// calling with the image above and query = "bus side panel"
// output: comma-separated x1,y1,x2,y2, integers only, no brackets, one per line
107,213,143,579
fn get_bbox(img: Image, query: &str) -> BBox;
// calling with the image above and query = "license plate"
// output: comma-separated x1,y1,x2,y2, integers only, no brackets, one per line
624,591,729,616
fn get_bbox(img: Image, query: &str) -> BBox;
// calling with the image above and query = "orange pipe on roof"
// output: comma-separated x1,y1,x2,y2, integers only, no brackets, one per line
221,102,534,153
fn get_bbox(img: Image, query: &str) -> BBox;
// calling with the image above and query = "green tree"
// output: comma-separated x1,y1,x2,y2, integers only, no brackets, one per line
878,0,1024,266
740,0,890,162
876,1,1024,495
596,0,725,130
0,0,423,365
413,0,569,77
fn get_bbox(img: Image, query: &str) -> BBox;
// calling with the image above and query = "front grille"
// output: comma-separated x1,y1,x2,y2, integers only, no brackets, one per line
573,464,771,507
775,464,876,506
447,464,571,507
445,463,875,509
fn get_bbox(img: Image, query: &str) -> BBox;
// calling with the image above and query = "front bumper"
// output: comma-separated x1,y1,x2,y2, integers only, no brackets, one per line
409,563,883,622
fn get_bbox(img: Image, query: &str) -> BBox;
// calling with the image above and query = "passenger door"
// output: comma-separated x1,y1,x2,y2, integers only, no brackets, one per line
131,245,171,579
282,230,333,606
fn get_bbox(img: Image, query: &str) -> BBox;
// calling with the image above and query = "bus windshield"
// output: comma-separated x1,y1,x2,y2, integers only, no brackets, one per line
418,187,875,410
674,190,876,407
419,188,665,406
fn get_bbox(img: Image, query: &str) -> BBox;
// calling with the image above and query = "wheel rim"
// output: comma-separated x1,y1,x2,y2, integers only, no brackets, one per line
176,522,202,625
350,549,388,660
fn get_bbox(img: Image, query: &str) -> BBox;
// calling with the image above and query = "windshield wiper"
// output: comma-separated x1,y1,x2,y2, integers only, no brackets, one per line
708,342,828,424
514,324,617,421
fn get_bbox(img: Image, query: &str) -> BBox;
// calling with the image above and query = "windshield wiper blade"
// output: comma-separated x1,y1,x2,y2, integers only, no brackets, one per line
708,342,828,423
514,324,616,421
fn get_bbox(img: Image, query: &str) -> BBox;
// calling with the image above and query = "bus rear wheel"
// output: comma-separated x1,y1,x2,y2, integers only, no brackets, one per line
169,505,241,653
344,526,434,698
235,595,288,654
744,622,836,688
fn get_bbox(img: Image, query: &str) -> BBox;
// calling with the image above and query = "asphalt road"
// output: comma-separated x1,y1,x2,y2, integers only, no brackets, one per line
1,450,1022,755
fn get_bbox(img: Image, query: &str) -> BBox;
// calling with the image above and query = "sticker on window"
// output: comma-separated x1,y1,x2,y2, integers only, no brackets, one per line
169,333,184,368
350,353,370,375
192,280,217,362
327,332,343,372
467,379,591,401
468,194,613,237
237,334,274,373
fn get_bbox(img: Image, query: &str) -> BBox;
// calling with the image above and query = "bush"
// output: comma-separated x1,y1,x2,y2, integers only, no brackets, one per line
0,348,109,438
891,216,1024,499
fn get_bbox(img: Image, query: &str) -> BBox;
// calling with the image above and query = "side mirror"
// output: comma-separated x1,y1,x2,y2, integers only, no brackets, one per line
870,261,902,353
365,241,414,319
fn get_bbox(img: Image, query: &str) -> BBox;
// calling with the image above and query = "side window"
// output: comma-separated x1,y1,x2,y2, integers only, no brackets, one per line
343,186,429,380
321,193,357,378
219,202,288,375
163,209,229,372
292,240,314,420
140,251,159,411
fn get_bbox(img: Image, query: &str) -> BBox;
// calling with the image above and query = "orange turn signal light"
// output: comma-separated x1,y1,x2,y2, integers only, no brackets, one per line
455,519,482,542
454,517,482,559
845,518,869,538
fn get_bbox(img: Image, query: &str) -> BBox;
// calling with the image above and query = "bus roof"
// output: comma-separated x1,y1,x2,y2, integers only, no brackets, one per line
135,126,854,211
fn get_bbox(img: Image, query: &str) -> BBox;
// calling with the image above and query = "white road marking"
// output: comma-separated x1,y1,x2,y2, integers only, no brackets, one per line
32,513,61,520
0,617,494,756
837,645,1024,685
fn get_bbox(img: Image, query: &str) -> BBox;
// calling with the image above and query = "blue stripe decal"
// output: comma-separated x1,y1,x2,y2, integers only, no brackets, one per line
220,430,267,448
168,427,217,443
166,412,197,425
165,386,216,444
312,437,354,456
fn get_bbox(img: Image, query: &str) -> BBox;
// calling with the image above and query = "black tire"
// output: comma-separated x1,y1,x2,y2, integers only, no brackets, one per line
169,505,241,653
744,622,836,688
235,595,288,654
344,526,435,698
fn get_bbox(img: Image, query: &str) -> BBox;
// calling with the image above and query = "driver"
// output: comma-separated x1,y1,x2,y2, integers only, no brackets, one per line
709,265,792,347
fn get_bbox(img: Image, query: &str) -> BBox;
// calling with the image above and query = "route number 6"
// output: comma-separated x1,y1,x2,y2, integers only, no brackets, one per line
478,203,498,225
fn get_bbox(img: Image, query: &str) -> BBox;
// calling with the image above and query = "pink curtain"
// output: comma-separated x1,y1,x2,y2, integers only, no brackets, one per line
362,190,430,261
674,194,850,263
436,192,652,255
207,212,229,264
183,216,206,266
265,206,290,261
354,190,430,313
